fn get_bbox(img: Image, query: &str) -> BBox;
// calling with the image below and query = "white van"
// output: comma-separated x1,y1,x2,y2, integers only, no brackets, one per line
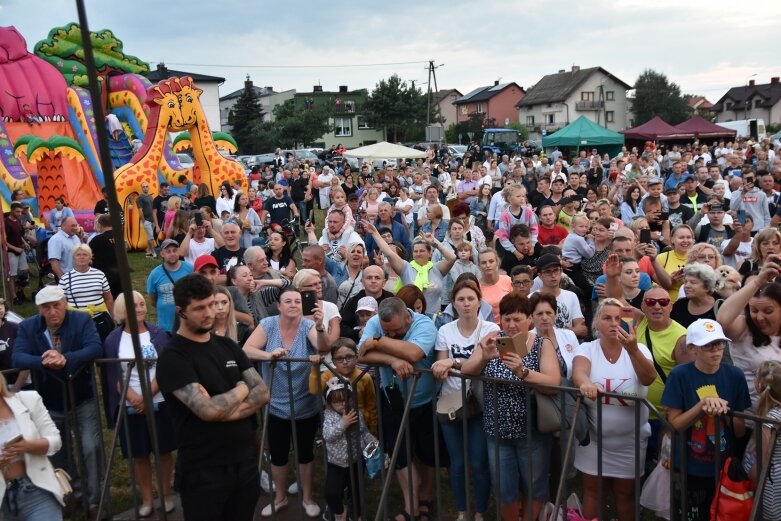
718,119,767,140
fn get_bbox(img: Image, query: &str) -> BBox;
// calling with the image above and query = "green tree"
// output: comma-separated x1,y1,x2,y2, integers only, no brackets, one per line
507,122,530,141
364,74,427,142
230,81,265,153
633,69,690,125
265,99,331,149
34,23,148,87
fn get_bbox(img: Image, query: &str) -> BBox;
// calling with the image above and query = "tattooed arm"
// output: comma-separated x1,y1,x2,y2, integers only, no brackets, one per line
222,368,269,421
172,380,250,422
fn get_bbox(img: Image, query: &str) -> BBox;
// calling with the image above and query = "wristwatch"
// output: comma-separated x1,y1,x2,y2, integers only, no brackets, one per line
373,334,382,343
519,367,530,380
315,325,325,332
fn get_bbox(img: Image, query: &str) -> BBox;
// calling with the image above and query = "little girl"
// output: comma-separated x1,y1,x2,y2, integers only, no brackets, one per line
744,360,781,521
310,338,377,434
561,214,596,299
494,184,539,258
557,194,579,231
322,377,376,521
326,188,355,235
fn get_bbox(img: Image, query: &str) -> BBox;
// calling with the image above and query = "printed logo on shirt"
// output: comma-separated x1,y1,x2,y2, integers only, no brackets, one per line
225,360,238,369
564,343,574,353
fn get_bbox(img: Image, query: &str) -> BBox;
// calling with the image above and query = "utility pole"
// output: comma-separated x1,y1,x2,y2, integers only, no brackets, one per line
426,60,444,142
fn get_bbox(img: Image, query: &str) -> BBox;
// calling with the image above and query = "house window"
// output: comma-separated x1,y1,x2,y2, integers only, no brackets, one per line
476,103,484,113
547,103,553,108
725,101,732,110
357,116,372,129
461,106,468,115
334,117,352,137
606,91,615,101
755,99,762,108
581,91,594,101
526,116,535,126
547,114,555,125
606,111,615,123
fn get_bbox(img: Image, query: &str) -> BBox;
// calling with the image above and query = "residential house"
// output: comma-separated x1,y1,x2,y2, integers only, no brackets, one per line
712,77,781,125
147,63,224,131
687,95,715,119
432,89,462,127
453,82,525,126
293,86,383,148
516,66,631,140
219,78,295,133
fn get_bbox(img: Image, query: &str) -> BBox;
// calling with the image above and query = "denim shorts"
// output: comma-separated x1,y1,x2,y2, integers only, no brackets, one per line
486,431,553,504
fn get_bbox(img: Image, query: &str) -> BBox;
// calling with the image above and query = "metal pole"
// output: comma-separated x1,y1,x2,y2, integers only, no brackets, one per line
72,2,167,519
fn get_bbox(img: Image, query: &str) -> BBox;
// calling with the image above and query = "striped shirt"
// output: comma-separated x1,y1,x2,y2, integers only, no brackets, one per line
59,268,110,312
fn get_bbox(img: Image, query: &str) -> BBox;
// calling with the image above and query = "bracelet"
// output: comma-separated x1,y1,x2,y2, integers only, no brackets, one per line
316,325,325,332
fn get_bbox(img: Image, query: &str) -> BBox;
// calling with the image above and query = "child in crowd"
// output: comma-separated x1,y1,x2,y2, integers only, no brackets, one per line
494,184,539,259
310,338,377,435
744,360,781,521
561,214,596,300
326,187,355,235
443,242,482,309
321,378,376,521
260,181,274,201
354,296,378,338
557,194,579,231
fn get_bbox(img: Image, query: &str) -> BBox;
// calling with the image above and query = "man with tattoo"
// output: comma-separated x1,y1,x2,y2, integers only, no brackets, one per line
157,274,269,521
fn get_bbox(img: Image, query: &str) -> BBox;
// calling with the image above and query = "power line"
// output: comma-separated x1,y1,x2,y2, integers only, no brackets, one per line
165,60,427,70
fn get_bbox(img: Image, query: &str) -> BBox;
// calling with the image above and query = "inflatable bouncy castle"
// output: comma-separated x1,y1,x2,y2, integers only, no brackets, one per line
0,23,244,249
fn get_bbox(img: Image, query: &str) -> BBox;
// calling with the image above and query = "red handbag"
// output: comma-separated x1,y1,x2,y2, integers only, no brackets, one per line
710,456,754,521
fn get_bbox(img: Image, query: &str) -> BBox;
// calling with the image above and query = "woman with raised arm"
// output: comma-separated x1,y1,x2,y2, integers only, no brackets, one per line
362,219,456,315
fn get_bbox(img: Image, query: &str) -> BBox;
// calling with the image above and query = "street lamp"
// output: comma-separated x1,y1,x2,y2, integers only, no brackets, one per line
745,73,757,120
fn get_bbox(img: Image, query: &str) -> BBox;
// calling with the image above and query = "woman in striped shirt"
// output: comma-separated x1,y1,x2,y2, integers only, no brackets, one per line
58,243,114,339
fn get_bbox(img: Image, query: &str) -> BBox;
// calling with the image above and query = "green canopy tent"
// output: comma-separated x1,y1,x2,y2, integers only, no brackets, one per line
542,115,625,157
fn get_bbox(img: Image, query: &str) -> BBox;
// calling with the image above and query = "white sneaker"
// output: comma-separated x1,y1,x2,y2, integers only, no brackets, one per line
302,500,321,518
260,470,275,492
287,481,298,494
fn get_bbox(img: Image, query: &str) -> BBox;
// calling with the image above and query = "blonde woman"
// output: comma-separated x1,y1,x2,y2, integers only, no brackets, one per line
213,286,240,343
0,372,64,520
58,243,114,340
104,291,175,517
738,227,781,279
162,195,181,237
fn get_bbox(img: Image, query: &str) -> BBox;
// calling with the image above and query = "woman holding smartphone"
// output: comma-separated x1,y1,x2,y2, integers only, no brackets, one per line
293,269,341,347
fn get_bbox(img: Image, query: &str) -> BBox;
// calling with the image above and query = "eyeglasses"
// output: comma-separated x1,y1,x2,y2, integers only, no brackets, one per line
643,297,671,308
699,341,726,352
512,279,532,287
696,255,717,261
333,355,357,364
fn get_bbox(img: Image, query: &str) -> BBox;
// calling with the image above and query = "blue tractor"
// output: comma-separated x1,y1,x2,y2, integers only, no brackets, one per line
480,128,521,157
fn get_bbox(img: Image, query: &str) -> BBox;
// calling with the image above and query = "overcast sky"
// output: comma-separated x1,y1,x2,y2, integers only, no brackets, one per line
3,0,780,101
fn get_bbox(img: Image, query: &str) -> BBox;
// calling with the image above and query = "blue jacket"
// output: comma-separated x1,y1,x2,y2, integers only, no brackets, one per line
13,311,102,411
364,219,412,260
102,323,170,425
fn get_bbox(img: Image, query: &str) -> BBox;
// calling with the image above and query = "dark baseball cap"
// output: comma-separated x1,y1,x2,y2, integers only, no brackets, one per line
347,193,359,201
536,254,562,272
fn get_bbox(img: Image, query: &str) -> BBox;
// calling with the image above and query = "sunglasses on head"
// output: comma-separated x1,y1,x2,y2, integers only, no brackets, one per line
644,297,670,307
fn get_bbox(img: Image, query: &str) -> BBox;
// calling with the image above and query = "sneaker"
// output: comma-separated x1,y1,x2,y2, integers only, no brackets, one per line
163,496,175,513
260,470,275,492
287,481,298,494
260,497,288,517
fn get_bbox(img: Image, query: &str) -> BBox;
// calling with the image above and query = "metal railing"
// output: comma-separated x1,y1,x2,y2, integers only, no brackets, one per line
4,357,779,521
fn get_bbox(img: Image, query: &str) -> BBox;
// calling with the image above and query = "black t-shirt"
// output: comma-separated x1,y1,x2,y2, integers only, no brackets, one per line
262,195,295,225
0,321,18,371
667,204,694,229
157,334,255,470
211,246,246,273
671,297,716,329
290,177,309,202
342,183,358,198
500,242,543,273
152,195,169,228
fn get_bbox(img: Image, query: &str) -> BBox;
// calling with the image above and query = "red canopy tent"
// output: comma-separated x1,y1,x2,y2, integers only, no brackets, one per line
621,116,694,141
672,115,737,139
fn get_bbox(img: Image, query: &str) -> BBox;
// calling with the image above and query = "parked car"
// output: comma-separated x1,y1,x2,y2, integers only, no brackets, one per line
247,153,277,168
283,149,325,168
448,145,467,160
520,140,541,157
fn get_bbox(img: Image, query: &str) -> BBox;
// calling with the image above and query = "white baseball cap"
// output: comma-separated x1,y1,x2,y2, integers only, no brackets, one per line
686,319,730,347
35,285,66,305
356,296,378,313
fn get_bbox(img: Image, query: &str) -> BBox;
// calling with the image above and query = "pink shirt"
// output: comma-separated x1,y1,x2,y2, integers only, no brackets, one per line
481,275,514,322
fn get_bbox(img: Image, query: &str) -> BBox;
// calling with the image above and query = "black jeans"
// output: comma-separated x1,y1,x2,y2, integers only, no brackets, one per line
176,459,260,521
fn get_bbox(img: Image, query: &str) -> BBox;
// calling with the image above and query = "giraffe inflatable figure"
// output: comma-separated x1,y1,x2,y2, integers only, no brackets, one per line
113,80,187,248
173,77,247,196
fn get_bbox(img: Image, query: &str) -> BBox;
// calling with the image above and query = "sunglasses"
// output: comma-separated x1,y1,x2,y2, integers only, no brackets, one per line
644,297,671,308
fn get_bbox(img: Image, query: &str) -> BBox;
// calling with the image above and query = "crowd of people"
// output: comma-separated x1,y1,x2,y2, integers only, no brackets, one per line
1,136,781,521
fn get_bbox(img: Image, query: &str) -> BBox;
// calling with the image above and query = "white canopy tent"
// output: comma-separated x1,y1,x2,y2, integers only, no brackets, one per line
343,141,427,159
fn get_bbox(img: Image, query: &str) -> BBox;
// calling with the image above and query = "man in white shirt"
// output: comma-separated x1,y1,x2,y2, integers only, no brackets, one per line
533,254,587,338
309,211,364,263
179,218,225,265
417,186,451,226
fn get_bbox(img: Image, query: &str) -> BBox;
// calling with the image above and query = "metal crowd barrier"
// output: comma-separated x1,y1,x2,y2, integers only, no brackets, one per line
4,357,780,521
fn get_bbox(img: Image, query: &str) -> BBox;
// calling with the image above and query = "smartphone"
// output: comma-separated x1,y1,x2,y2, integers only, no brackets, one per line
737,210,746,226
640,228,652,244
609,222,618,232
496,337,513,357
194,212,203,226
301,290,318,316
659,212,669,221
4,434,22,446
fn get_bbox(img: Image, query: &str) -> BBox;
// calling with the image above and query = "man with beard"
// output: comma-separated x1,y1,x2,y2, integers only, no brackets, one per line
665,185,693,228
157,274,269,521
